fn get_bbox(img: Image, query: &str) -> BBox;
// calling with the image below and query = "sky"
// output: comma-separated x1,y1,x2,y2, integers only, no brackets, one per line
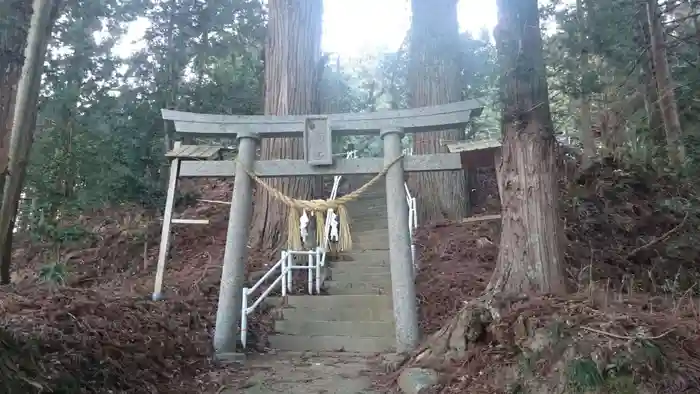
322,0,497,55
114,0,498,58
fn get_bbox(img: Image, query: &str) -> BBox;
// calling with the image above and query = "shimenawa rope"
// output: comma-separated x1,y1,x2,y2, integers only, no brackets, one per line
237,154,404,251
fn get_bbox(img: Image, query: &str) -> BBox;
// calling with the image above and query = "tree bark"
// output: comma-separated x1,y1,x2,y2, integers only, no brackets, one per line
0,0,57,284
408,0,469,223
646,0,686,167
636,2,664,145
399,0,568,369
487,0,566,295
0,1,33,219
577,0,594,168
249,0,322,251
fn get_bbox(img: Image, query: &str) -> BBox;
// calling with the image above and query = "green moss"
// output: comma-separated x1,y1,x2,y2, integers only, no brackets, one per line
566,357,604,393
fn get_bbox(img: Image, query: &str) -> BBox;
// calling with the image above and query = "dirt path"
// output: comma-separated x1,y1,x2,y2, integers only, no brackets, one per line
222,352,380,394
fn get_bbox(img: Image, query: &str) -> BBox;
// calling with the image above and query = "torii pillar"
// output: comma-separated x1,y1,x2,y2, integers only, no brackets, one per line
213,132,258,355
382,127,419,352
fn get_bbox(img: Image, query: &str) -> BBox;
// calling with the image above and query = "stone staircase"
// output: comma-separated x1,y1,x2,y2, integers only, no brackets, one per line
267,177,396,353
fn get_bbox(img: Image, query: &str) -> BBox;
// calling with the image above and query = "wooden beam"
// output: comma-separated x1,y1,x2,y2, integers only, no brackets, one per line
165,144,223,159
460,214,501,223
198,199,232,205
171,218,210,225
446,139,501,153
447,139,502,169
178,154,462,178
162,99,484,137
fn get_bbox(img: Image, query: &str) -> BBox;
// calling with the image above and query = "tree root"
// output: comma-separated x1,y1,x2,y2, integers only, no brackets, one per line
410,294,515,368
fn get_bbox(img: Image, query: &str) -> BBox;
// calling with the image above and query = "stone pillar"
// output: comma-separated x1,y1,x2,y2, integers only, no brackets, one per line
381,127,420,352
213,132,259,354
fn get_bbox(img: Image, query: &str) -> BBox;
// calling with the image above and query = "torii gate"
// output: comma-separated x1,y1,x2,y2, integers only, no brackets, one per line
155,100,485,355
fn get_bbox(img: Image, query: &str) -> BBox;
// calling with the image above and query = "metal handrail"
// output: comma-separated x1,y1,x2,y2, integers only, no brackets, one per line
404,182,418,273
402,148,418,273
241,248,323,347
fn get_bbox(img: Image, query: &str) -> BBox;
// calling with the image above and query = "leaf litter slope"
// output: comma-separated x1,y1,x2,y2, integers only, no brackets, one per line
0,180,285,393
405,159,700,393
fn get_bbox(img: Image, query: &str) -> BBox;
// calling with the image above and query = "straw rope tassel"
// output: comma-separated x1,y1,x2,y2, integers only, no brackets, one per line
315,210,325,247
238,154,404,252
336,204,352,251
287,207,303,250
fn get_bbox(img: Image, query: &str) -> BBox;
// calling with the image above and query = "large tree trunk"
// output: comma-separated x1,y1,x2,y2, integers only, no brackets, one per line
646,0,686,167
0,1,32,284
408,0,469,223
399,0,567,369
0,0,57,284
249,0,322,251
0,0,33,217
577,0,594,168
636,2,664,145
487,0,566,295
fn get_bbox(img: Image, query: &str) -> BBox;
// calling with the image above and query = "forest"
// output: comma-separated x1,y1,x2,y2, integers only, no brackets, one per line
2,0,700,392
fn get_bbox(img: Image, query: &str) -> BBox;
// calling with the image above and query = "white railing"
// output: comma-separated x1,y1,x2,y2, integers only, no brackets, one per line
240,248,324,347
404,182,418,274
239,150,357,348
402,147,418,273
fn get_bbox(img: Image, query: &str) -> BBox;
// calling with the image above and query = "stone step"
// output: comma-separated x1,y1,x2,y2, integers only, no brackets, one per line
351,216,388,223
346,206,386,214
330,264,390,276
354,230,390,238
347,191,386,198
347,205,387,214
329,259,389,269
352,205,388,212
324,280,391,295
349,224,389,232
354,234,390,245
350,224,389,233
348,209,387,217
327,257,388,266
348,195,387,202
274,319,394,337
333,250,390,263
344,181,385,191
268,334,395,353
352,243,389,251
268,294,391,309
328,272,392,287
347,198,387,206
347,209,388,218
349,212,387,219
354,228,390,237
279,300,392,321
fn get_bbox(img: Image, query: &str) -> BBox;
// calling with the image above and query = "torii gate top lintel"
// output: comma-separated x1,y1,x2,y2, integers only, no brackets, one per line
161,100,490,178
161,99,484,140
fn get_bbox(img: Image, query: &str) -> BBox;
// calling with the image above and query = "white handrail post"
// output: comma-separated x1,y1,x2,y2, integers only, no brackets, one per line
412,197,417,228
241,287,249,348
281,251,288,297
286,252,293,292
412,198,418,273
307,253,313,294
315,247,322,294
